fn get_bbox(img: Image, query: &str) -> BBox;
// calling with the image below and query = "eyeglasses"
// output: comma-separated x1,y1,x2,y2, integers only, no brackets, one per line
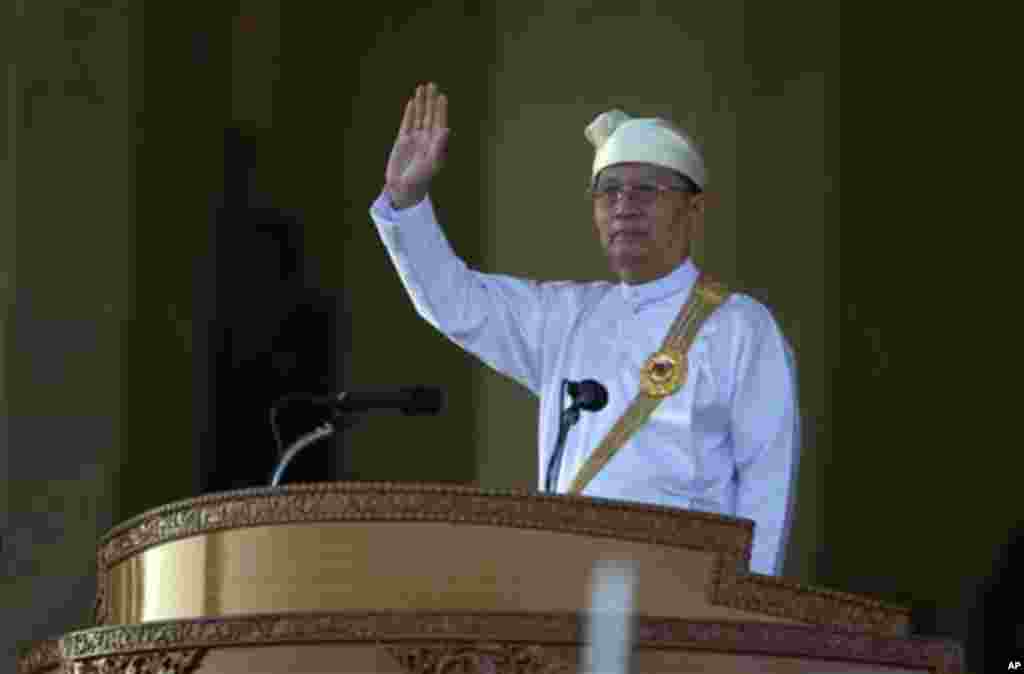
586,182,691,207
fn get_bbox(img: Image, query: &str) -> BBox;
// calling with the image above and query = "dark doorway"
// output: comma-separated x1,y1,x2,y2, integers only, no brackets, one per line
199,128,346,492
967,526,1024,672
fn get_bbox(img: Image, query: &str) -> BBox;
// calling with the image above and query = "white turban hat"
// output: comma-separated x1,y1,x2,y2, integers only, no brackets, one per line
585,109,706,190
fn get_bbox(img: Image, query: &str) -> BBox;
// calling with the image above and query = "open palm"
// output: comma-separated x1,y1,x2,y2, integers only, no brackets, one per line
385,83,450,203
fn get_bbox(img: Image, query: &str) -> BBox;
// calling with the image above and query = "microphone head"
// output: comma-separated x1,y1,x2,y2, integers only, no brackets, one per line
401,385,445,415
572,379,609,412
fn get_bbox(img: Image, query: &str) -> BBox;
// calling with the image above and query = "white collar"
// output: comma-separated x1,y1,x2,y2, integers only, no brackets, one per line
619,258,699,312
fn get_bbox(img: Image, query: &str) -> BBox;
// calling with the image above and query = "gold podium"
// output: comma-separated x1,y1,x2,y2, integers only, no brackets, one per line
18,483,963,673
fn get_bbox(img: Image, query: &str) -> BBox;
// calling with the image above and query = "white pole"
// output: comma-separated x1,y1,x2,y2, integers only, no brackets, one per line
583,560,638,674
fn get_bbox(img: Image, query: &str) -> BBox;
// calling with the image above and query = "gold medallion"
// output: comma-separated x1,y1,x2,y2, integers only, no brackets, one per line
640,348,687,398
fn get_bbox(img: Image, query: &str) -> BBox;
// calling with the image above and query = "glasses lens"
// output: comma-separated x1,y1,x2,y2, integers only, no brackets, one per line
631,185,658,203
594,183,661,205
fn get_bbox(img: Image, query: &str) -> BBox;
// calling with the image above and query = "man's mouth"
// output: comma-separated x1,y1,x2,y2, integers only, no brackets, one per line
611,227,649,243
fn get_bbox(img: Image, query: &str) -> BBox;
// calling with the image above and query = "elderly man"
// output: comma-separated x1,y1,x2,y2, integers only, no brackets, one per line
369,82,800,576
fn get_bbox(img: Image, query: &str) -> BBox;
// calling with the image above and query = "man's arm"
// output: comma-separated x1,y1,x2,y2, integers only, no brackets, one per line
371,190,549,394
728,299,802,576
370,83,552,395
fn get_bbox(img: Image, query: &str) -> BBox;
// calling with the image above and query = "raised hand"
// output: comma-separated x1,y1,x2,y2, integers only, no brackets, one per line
385,82,450,210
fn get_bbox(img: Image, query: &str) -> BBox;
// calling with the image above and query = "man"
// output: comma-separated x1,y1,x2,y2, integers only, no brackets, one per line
369,82,800,576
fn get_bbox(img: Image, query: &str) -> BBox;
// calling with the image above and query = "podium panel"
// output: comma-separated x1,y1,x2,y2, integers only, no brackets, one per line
106,521,799,624
17,483,963,673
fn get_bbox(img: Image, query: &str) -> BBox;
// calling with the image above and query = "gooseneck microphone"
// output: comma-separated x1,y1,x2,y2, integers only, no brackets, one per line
545,379,609,493
269,385,444,487
312,385,444,416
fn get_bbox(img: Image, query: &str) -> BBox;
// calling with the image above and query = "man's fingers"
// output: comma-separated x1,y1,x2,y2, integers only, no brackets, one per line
399,98,414,136
423,83,436,130
403,82,446,134
437,93,448,131
412,85,424,130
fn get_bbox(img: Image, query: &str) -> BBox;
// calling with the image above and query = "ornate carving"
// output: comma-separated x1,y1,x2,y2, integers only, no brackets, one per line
385,643,572,674
97,483,752,570
634,620,965,671
17,638,62,674
709,553,910,636
92,483,909,633
94,546,108,626
45,612,962,673
61,613,575,661
62,649,207,674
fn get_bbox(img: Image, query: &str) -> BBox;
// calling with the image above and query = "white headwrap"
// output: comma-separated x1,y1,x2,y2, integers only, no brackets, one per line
585,109,706,190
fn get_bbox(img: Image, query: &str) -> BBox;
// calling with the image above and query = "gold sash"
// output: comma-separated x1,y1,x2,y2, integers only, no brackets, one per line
567,274,731,494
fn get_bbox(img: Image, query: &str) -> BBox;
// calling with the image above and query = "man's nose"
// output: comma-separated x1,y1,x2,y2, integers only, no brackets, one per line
614,189,650,210
613,198,645,216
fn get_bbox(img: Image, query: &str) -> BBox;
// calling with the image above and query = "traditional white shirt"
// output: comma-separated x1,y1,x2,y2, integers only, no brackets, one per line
370,191,801,576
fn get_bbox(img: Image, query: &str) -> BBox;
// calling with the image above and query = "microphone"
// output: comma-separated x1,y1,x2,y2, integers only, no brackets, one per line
545,379,609,493
567,379,609,413
268,385,445,487
313,386,444,416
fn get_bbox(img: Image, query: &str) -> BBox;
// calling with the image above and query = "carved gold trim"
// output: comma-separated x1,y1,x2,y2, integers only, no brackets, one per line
17,612,962,674
93,546,108,627
60,649,207,674
708,553,909,636
96,482,752,573
632,619,965,672
385,643,572,674
16,639,61,673
92,483,909,634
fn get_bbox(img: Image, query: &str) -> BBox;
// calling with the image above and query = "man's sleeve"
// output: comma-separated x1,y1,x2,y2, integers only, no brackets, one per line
728,299,802,576
370,191,549,396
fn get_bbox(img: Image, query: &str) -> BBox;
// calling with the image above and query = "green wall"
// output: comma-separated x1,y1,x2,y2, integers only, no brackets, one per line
4,0,229,665
266,2,494,484
5,0,147,662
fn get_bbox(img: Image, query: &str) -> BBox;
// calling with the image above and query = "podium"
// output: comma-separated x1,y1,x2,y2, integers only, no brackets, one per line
18,483,963,673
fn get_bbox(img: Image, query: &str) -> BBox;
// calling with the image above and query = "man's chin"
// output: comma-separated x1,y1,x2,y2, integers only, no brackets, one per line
606,252,649,278
607,246,647,262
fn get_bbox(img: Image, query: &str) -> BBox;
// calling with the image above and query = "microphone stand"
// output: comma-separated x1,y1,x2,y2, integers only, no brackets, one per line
269,414,361,488
545,380,582,493
266,386,444,488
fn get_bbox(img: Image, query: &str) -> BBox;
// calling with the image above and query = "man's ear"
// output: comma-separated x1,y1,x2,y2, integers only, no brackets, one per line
685,192,707,240
691,191,710,215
